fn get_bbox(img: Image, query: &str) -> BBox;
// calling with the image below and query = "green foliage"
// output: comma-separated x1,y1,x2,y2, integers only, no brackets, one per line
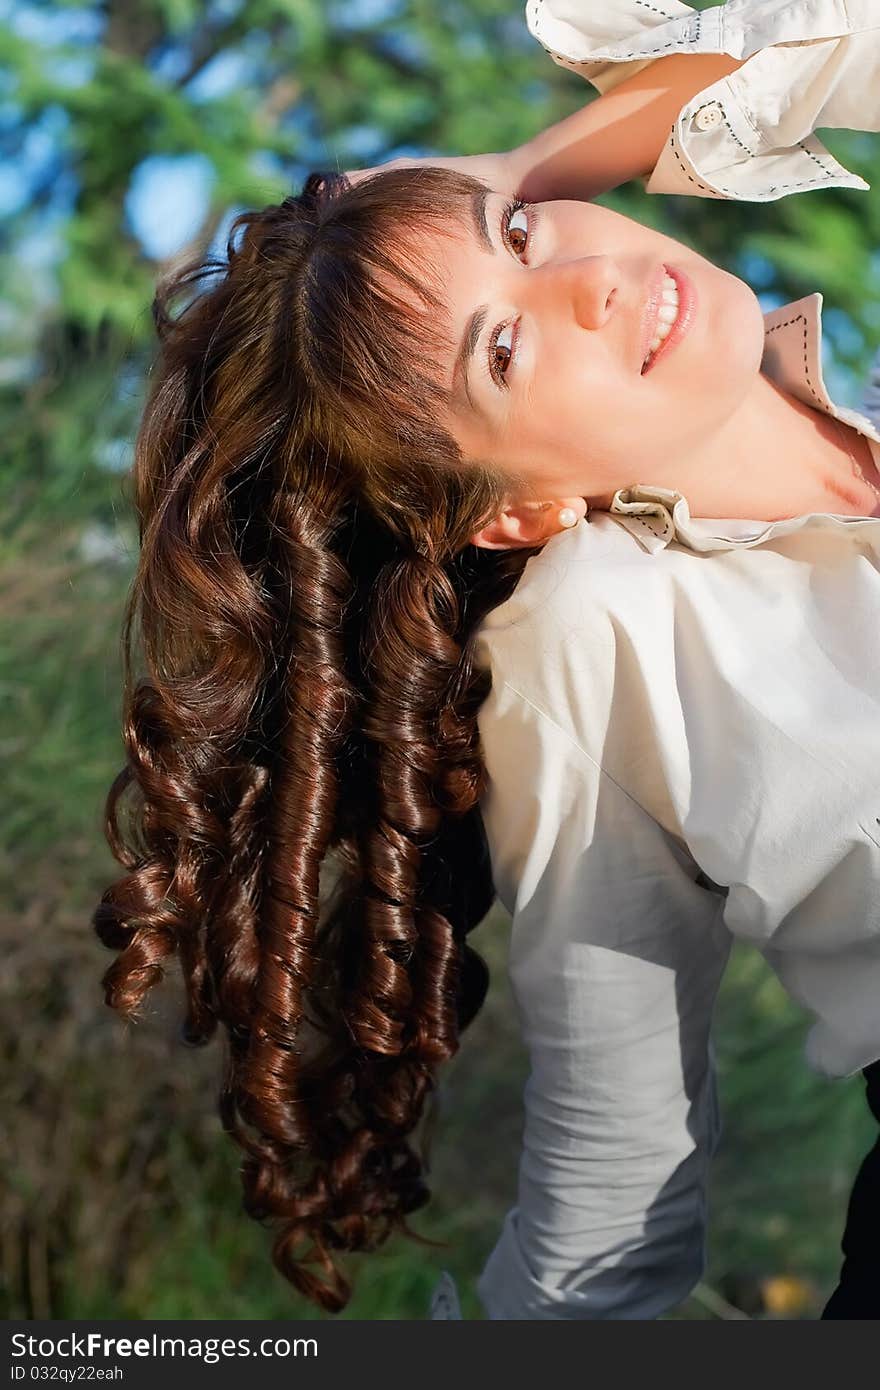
2,0,879,1321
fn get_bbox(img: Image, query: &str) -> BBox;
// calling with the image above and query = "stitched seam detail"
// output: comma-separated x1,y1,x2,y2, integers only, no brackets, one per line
795,138,838,177
691,98,754,156
669,122,841,196
634,0,679,20
567,40,693,59
668,125,718,195
764,312,822,407
533,0,701,62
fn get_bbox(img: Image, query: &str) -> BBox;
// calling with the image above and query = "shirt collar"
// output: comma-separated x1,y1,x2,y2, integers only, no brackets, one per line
605,292,880,555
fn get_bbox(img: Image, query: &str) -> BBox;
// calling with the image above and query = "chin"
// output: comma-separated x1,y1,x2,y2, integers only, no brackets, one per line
717,270,768,382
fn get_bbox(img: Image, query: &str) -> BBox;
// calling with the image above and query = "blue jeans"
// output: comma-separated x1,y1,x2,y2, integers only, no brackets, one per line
820,1059,880,1319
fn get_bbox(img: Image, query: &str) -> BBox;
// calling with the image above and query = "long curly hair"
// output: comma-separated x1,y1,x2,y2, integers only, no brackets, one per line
93,165,550,1313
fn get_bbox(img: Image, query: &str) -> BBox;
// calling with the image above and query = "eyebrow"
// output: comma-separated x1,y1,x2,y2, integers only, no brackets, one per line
451,185,495,415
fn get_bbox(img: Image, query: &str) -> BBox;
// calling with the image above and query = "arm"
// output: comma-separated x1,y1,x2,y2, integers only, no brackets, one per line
351,0,878,208
508,49,747,204
474,683,731,1319
347,51,746,207
516,0,879,202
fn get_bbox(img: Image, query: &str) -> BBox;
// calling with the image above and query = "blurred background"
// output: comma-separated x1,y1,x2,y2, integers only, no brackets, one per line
3,0,880,1321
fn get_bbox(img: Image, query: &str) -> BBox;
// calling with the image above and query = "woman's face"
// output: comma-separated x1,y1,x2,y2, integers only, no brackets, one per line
432,193,768,544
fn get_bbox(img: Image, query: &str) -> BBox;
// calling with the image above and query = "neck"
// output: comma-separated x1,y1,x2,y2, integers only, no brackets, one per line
652,371,880,522
759,376,880,518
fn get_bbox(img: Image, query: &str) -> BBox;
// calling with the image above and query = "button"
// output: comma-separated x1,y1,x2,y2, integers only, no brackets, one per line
693,103,723,131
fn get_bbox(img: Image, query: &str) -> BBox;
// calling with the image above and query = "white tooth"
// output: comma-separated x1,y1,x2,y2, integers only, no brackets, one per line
661,286,679,304
645,288,683,363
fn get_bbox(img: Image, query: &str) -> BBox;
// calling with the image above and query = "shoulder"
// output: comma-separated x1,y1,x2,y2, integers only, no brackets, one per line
477,511,668,639
473,513,680,764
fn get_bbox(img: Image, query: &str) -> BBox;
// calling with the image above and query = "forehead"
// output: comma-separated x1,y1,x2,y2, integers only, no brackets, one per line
370,202,472,308
364,204,477,387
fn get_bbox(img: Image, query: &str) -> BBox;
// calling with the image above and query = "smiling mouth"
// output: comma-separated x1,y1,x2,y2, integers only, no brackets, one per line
641,270,681,372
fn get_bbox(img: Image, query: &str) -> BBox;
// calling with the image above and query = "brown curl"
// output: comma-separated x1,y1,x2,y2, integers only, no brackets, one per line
93,164,550,1312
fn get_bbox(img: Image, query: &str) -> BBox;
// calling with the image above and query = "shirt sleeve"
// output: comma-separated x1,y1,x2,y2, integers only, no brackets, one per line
524,0,879,201
474,680,732,1319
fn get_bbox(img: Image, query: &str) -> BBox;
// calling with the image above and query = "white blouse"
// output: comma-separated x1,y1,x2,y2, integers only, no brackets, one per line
427,0,880,1323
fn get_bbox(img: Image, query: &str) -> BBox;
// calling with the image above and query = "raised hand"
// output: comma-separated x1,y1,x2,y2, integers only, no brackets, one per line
343,149,518,198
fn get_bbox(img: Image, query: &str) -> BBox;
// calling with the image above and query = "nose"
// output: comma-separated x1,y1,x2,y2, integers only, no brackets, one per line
527,253,621,330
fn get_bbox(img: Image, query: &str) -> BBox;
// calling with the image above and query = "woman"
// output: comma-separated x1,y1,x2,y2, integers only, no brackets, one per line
93,0,880,1319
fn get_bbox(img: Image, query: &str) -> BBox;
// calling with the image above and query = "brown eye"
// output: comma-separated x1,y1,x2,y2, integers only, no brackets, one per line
490,322,515,382
507,204,529,256
494,340,512,375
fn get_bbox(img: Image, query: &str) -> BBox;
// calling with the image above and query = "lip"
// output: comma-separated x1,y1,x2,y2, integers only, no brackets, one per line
639,264,697,375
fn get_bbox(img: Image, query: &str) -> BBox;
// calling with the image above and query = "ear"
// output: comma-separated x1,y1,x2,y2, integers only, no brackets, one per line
469,498,586,550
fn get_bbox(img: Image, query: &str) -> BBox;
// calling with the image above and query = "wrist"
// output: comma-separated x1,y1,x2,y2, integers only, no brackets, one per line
426,149,521,198
503,142,536,198
506,122,617,206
